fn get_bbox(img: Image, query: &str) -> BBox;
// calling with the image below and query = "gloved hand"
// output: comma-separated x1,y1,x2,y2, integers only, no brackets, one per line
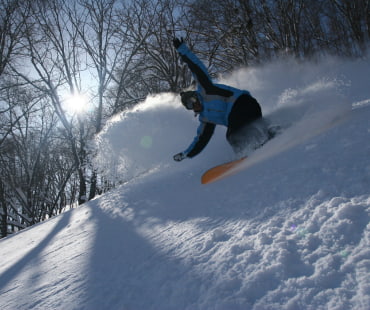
173,37,184,49
173,152,187,162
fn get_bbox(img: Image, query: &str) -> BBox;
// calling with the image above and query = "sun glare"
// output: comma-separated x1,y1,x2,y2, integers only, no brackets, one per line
65,93,88,114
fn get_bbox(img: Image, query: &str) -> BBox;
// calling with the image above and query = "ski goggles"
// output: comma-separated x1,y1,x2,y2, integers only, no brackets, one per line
180,91,199,110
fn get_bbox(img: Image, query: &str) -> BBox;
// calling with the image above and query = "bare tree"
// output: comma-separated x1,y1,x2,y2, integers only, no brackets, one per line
66,0,127,198
10,0,92,205
0,0,29,148
0,86,68,230
182,0,264,72
107,0,159,113
0,0,25,76
68,0,121,134
0,0,32,236
108,0,192,100
327,0,370,56
136,0,190,92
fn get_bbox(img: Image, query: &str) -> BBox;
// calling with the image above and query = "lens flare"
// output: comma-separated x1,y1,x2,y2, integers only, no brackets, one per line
140,136,153,148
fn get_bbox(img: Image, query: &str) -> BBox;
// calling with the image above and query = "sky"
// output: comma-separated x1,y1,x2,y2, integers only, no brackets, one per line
0,54,369,310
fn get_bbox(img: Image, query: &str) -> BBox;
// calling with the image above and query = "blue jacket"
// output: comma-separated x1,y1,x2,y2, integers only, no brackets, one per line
176,43,251,157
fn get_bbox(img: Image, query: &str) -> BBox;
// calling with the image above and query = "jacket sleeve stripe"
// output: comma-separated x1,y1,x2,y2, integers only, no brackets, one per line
185,122,216,158
177,44,233,97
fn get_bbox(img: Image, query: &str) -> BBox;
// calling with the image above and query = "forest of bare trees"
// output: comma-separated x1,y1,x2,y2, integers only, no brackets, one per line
0,0,369,237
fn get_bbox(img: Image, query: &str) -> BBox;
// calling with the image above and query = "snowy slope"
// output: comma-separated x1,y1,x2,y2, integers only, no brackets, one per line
0,56,370,310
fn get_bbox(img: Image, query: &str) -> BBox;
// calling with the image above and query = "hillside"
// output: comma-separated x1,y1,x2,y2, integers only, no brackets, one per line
0,55,369,310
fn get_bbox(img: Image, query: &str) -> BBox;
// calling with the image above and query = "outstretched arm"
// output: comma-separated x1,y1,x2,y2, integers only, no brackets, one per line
173,39,232,97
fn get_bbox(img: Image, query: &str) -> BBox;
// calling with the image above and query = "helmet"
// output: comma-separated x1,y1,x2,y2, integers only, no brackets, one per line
180,91,199,110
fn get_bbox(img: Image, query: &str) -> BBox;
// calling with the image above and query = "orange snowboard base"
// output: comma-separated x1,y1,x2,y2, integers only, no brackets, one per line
201,157,247,184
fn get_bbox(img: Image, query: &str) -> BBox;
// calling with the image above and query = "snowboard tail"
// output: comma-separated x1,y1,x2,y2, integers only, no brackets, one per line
201,157,247,184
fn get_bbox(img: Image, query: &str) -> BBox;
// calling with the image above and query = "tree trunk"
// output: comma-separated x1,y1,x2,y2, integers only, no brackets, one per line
0,180,8,238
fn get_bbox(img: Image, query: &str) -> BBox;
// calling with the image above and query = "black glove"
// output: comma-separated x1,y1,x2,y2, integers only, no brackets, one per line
173,37,184,49
173,152,187,162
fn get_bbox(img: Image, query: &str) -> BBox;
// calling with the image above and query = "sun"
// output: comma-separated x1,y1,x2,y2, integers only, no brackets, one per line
64,93,88,114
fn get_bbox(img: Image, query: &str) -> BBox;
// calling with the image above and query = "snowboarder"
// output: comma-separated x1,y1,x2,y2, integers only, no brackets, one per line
173,38,269,162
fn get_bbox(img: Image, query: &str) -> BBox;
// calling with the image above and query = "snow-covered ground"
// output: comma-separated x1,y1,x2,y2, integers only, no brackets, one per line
1,55,369,310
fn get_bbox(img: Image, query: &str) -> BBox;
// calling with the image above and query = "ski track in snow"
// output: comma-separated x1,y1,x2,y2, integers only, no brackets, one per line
0,56,370,310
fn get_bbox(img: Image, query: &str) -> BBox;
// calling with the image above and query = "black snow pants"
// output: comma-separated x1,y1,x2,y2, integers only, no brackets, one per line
226,94,267,154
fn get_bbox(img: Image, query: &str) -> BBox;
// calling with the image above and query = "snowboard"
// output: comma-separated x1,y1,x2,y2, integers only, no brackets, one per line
201,156,247,184
200,125,283,184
